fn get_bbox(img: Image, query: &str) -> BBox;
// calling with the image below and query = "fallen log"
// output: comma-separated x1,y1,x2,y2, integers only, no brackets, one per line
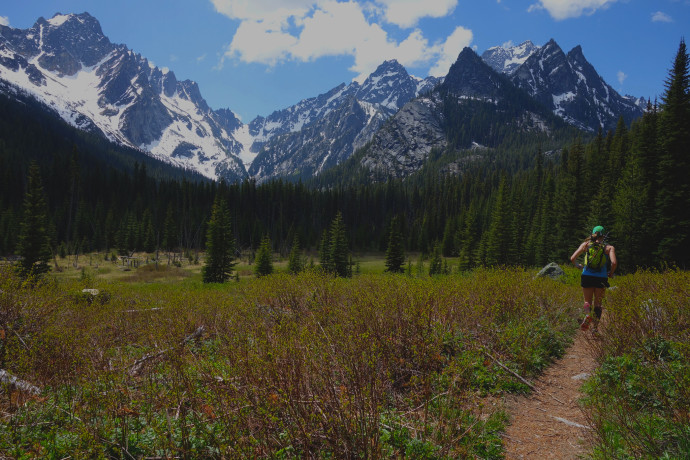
129,325,205,376
0,369,41,396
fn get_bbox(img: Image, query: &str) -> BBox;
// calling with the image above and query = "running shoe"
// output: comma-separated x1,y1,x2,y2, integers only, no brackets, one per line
580,315,592,331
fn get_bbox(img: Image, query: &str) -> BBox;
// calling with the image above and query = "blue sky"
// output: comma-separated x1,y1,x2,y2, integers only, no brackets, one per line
2,1,688,122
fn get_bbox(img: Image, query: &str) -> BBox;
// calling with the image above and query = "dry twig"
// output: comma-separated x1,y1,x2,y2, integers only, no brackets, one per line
128,325,205,376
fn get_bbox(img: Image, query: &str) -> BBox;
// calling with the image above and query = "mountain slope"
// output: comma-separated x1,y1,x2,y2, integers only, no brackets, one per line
354,47,576,179
0,12,246,181
245,59,441,182
481,40,539,75
0,12,645,185
486,39,644,131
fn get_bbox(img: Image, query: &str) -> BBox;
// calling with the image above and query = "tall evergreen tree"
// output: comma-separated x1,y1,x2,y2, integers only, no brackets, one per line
485,175,511,266
655,38,690,266
384,216,405,273
16,163,52,278
202,194,236,283
254,235,274,277
611,151,648,270
328,212,351,277
162,203,178,252
457,203,480,271
287,236,304,274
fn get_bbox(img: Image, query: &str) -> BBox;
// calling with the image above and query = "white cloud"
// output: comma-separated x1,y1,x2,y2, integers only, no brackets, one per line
170,54,179,62
617,71,627,84
527,0,618,20
0,16,9,26
651,11,673,23
227,18,298,66
213,0,471,81
196,54,207,63
210,0,313,21
429,25,473,77
374,0,458,28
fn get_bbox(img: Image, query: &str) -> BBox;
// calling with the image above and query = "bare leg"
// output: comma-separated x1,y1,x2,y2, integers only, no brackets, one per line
582,287,594,309
592,287,606,330
580,287,595,330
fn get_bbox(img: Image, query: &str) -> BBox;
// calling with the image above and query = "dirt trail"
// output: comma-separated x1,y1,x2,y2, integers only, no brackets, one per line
502,330,598,459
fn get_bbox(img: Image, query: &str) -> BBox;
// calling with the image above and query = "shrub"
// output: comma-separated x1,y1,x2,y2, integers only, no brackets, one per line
0,267,578,458
582,270,690,459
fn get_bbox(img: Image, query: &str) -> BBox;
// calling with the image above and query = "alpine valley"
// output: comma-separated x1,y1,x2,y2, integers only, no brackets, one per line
0,12,645,184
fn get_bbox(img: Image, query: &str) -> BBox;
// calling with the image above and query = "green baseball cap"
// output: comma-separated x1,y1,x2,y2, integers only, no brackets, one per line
592,225,604,235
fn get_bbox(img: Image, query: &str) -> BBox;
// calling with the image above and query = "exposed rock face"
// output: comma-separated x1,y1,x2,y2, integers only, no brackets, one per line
442,47,511,98
250,98,389,181
359,97,446,178
357,47,549,179
246,59,441,182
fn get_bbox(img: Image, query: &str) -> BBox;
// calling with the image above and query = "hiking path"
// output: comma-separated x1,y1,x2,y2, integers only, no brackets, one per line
502,329,598,459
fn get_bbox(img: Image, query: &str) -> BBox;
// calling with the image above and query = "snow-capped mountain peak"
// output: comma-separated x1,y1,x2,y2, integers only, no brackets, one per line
0,12,247,181
484,38,643,131
481,40,539,75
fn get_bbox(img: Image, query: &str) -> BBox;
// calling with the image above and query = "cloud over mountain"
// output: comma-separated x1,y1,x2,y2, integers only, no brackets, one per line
211,0,468,81
528,0,619,20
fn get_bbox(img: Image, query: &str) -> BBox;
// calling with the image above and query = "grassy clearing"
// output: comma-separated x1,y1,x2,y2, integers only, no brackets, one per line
0,264,579,458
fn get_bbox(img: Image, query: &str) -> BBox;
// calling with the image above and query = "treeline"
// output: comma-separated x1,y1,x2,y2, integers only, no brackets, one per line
2,40,688,272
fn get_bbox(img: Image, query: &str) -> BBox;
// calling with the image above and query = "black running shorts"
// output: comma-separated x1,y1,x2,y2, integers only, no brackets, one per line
581,274,609,288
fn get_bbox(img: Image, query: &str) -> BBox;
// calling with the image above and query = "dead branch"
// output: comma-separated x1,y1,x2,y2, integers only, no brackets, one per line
128,326,205,376
482,349,538,392
0,369,41,396
121,307,165,313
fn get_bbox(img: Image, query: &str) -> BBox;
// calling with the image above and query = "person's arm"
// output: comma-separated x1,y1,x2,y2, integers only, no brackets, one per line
607,245,617,277
570,242,587,270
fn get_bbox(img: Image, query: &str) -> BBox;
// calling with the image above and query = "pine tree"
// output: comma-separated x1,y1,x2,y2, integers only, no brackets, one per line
655,39,690,266
287,236,304,274
485,175,511,266
611,152,648,270
457,203,479,271
328,212,350,277
162,204,178,252
254,235,274,277
384,216,405,273
16,163,52,278
202,195,236,283
441,218,457,256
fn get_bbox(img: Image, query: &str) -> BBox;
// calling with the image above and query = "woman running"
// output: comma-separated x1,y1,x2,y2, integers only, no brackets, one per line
570,225,617,332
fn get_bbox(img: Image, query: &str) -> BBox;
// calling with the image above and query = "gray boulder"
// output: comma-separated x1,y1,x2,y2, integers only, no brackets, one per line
536,262,564,280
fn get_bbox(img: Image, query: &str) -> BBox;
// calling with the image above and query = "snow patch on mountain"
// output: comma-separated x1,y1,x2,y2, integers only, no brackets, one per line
231,124,258,166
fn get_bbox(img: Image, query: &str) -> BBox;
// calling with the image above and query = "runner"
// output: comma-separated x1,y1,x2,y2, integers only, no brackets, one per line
570,226,617,332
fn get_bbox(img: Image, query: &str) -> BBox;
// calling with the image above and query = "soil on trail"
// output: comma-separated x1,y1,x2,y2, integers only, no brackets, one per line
502,329,598,459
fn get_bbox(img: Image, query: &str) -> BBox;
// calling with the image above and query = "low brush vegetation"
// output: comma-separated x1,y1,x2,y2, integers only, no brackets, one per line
582,270,690,459
0,264,579,458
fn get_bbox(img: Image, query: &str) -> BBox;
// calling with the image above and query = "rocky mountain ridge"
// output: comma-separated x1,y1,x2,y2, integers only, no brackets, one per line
0,13,645,184
483,39,645,131
0,13,247,181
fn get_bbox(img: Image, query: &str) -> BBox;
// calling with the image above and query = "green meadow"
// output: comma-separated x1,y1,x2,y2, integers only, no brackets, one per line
1,256,688,458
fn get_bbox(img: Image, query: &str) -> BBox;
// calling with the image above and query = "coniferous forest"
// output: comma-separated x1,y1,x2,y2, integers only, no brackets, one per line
1,40,689,273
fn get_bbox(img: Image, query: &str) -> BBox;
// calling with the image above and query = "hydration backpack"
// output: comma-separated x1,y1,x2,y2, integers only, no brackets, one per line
584,242,606,270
